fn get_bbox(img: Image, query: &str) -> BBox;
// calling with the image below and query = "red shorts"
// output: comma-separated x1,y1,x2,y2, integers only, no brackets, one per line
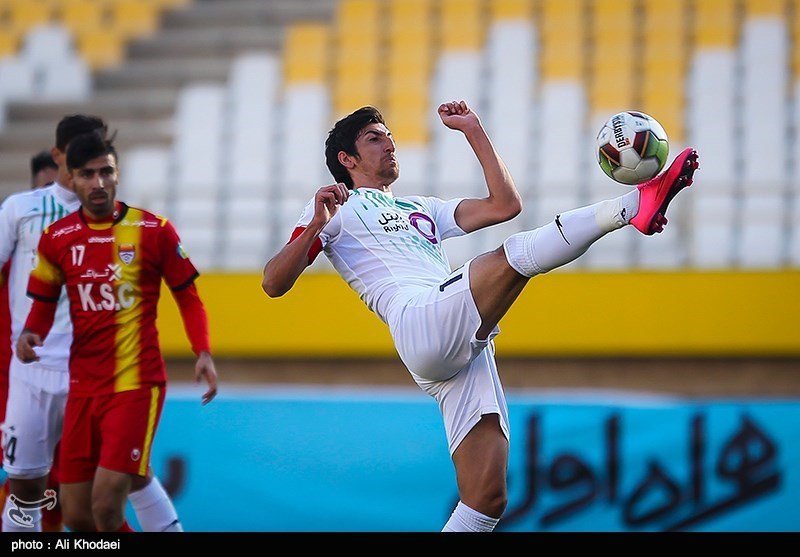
59,385,166,483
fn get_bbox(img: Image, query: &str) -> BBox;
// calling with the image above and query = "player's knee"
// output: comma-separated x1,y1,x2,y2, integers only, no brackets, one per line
91,498,124,532
62,509,95,532
477,477,508,519
486,485,508,518
8,476,49,501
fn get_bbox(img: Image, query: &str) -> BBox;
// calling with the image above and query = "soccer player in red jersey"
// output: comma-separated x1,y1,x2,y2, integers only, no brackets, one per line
16,130,218,532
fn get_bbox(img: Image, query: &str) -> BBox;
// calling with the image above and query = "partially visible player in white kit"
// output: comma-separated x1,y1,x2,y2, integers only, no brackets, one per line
0,114,184,532
262,100,699,531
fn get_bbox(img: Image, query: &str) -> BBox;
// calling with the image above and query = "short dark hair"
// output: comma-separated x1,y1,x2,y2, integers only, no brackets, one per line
325,106,386,189
30,150,57,176
55,114,109,151
66,130,117,170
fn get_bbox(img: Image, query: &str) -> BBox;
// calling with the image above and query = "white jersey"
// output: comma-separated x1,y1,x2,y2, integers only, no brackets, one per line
0,182,78,370
296,188,467,325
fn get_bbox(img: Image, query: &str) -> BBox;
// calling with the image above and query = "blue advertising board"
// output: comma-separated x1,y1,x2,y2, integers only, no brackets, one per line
132,386,799,532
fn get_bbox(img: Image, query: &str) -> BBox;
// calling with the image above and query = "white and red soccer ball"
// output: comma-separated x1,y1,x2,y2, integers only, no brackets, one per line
596,111,670,185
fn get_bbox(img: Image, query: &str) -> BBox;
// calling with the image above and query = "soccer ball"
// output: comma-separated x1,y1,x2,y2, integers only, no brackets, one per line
596,111,669,185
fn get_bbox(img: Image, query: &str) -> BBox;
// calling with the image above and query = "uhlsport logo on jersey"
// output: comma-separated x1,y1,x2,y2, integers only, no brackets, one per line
5,490,57,528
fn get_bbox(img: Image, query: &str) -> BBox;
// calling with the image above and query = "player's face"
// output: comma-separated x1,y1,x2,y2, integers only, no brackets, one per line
71,153,119,219
32,167,57,189
51,147,73,191
351,123,399,186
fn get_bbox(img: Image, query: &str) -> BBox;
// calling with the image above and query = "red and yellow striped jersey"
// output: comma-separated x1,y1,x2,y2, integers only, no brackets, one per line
26,203,199,396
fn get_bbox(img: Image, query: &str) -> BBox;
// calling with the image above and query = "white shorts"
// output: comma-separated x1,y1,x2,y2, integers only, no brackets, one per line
388,259,510,455
1,357,69,479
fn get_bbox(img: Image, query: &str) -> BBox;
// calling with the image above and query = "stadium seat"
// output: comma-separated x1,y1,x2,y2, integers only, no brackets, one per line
738,194,785,268
640,0,689,143
5,0,54,32
219,196,273,271
0,27,21,58
169,196,219,271
279,23,331,202
537,0,584,82
37,54,91,101
282,23,329,85
109,0,162,39
9,24,90,101
588,0,636,115
689,194,737,268
224,51,280,193
20,23,73,65
75,28,127,70
431,0,484,199
741,17,788,189
58,0,105,36
332,0,380,115
789,194,800,267
120,145,172,217
430,51,485,199
485,18,536,190
172,82,226,197
384,0,433,147
535,82,586,199
0,57,35,102
688,50,736,195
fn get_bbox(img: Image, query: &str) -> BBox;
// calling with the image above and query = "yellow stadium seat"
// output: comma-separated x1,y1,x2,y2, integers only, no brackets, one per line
539,42,584,81
336,0,378,22
282,24,330,85
334,77,380,114
386,71,429,96
439,0,484,50
794,4,800,80
76,29,126,70
490,0,532,20
332,0,381,116
383,105,429,145
0,28,20,57
388,0,432,20
694,0,738,48
590,73,636,113
6,0,54,31
109,0,161,39
744,0,787,17
58,0,106,35
149,0,191,10
537,0,586,81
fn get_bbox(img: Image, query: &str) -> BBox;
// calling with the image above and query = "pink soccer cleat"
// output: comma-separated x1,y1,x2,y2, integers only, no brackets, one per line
631,147,699,235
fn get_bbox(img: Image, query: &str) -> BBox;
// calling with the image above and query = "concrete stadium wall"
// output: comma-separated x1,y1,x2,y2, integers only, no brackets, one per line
156,270,800,358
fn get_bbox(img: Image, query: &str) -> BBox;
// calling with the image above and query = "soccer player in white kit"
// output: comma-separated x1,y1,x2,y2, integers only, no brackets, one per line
0,115,183,532
262,100,699,531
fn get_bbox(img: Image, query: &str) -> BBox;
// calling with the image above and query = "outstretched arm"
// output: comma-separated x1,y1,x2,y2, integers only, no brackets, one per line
438,100,522,233
262,183,349,298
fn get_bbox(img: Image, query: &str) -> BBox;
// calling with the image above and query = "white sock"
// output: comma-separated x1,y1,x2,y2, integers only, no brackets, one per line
127,477,183,532
2,496,42,532
442,501,499,532
503,193,638,277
